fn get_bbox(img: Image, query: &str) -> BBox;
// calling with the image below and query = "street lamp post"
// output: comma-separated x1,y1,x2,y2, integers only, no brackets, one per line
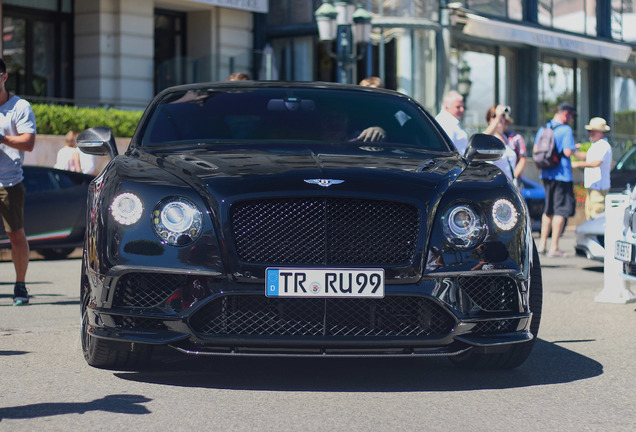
548,67,557,91
457,60,472,101
315,1,373,84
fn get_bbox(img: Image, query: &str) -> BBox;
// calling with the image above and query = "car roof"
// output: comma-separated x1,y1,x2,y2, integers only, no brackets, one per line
156,80,410,100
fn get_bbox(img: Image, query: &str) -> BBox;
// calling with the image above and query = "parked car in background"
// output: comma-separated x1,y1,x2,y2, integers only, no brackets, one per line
575,146,635,261
610,146,636,193
615,187,636,277
78,81,542,371
574,213,606,261
0,166,94,260
519,177,545,229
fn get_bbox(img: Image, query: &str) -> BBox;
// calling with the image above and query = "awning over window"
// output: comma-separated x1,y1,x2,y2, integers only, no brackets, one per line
188,0,268,13
462,14,632,63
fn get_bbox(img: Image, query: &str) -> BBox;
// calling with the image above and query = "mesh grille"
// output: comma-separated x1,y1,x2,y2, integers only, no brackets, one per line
459,276,518,312
113,273,185,308
472,319,519,335
231,198,420,265
112,315,168,330
189,295,453,338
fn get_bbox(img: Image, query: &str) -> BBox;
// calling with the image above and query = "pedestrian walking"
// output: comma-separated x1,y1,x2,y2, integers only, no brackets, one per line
572,117,613,220
0,58,37,305
54,130,81,172
536,102,577,258
503,112,527,187
436,90,468,155
483,104,525,181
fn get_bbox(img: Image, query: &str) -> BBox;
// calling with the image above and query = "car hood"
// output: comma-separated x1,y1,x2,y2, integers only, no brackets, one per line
127,144,467,204
104,144,517,279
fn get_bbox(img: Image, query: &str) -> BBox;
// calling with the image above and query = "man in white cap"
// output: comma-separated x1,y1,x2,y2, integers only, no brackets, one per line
572,117,613,220
436,90,468,155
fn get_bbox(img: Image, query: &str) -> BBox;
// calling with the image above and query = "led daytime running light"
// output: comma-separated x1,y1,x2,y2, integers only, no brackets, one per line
110,192,143,225
492,199,518,231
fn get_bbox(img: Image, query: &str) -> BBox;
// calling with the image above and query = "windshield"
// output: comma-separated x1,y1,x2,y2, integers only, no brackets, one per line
140,87,448,151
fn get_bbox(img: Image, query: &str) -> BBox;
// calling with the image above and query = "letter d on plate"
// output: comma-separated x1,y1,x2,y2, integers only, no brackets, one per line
267,269,280,296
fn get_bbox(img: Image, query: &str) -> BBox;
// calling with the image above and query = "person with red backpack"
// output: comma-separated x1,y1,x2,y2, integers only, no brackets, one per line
535,102,577,257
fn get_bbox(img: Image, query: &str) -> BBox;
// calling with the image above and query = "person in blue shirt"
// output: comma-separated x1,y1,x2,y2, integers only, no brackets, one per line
537,102,577,257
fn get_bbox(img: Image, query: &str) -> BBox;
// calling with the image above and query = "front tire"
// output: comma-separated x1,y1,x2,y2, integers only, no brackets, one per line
80,260,153,369
449,242,543,370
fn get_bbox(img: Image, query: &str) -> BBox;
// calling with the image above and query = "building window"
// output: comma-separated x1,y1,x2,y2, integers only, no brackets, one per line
2,3,73,99
612,0,636,43
538,57,586,139
454,46,509,132
3,0,71,13
614,67,636,151
154,9,187,93
539,0,597,36
459,0,523,20
369,0,439,20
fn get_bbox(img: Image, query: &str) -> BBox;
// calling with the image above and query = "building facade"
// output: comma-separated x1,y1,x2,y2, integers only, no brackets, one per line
0,0,264,108
264,1,636,148
1,0,634,148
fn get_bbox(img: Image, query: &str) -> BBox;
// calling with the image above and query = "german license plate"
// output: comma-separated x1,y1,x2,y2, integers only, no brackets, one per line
266,268,384,298
615,240,633,262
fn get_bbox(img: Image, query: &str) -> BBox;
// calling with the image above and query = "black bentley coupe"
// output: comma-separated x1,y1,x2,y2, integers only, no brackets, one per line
78,82,542,370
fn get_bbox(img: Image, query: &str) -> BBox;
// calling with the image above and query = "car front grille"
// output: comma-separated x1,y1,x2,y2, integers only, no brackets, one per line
472,319,519,335
189,295,454,338
113,273,185,308
459,276,519,312
112,315,169,330
230,198,420,266
623,262,636,277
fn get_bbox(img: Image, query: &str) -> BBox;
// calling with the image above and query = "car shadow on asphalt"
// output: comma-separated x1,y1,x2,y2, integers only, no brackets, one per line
582,266,604,273
0,350,29,356
113,339,602,392
0,394,151,422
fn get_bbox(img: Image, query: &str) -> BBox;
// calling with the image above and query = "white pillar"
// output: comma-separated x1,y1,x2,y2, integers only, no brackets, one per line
595,193,636,304
75,0,153,108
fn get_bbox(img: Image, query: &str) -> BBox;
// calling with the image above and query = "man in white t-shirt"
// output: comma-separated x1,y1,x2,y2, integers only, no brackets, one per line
572,117,613,220
0,58,37,305
435,90,468,155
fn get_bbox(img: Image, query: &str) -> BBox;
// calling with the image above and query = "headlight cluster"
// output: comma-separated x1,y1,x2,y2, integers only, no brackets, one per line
442,199,519,249
152,198,203,246
442,205,486,249
110,193,203,246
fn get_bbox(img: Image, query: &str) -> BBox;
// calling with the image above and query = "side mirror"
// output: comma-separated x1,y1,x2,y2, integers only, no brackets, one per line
77,127,119,159
464,133,505,163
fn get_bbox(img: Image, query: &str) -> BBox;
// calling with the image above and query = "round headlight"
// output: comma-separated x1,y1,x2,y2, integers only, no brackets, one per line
492,199,519,231
152,198,203,246
110,192,143,225
442,204,486,249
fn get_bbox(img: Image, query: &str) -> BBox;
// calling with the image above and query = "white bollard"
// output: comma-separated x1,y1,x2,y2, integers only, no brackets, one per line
595,193,636,304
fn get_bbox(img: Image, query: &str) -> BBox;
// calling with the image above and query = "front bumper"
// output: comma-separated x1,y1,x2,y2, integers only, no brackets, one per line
84,267,533,357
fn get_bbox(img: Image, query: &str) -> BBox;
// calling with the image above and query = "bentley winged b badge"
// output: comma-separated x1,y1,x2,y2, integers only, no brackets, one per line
304,179,345,188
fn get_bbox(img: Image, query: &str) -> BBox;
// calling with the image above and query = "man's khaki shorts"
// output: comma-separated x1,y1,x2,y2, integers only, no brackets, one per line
0,182,26,233
585,188,608,220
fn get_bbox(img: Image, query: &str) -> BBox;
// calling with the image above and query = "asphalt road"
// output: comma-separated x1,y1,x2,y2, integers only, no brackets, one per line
1,230,635,431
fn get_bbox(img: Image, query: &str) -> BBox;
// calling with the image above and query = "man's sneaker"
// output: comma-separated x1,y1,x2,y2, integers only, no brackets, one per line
13,282,29,306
